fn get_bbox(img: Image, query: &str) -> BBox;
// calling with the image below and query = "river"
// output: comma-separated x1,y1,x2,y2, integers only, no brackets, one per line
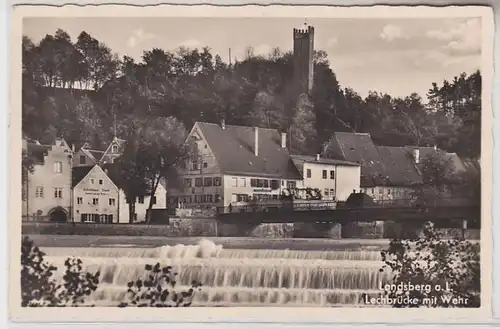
28,235,392,307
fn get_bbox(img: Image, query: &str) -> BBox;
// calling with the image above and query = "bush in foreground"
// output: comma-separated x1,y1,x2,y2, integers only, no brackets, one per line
21,236,99,306
379,222,480,308
119,263,202,307
21,236,202,307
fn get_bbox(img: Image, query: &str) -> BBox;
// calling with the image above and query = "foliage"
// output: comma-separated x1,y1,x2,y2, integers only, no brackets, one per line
21,236,202,307
119,262,202,307
22,29,481,158
379,222,480,308
114,116,189,223
419,151,455,189
21,236,100,307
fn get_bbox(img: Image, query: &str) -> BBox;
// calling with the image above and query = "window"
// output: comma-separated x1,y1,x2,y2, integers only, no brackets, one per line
195,178,203,187
109,198,116,206
152,196,157,205
214,194,221,202
330,189,335,197
330,170,335,179
79,155,86,165
77,197,83,205
270,180,280,190
388,189,391,195
261,180,269,188
90,179,94,184
203,162,208,168
194,195,203,203
371,188,375,194
306,169,312,178
92,198,99,205
99,179,103,185
35,186,44,198
250,179,258,187
324,189,329,196
231,177,238,187
107,215,114,223
112,145,118,153
214,177,222,186
287,181,296,189
204,177,213,187
322,170,327,179
205,195,213,203
192,162,199,170
239,178,246,187
138,196,144,204
54,188,62,198
53,161,62,173
184,178,192,187
281,180,285,186
379,189,384,195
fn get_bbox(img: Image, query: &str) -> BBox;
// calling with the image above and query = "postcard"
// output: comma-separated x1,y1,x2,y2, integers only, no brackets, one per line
10,4,494,324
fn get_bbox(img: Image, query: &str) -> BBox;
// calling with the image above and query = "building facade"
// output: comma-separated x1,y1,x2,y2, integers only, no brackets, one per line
169,121,303,209
72,165,120,223
117,183,168,223
22,138,73,222
291,154,361,201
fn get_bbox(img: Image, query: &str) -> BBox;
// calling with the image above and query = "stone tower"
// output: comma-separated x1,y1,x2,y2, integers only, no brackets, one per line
293,25,315,95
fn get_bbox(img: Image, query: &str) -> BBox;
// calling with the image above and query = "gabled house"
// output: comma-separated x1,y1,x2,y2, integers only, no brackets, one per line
72,165,120,223
72,136,126,168
169,121,303,208
22,137,74,222
72,163,168,223
323,132,465,201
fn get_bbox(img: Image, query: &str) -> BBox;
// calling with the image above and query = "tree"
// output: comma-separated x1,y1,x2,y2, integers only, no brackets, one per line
136,117,189,223
420,151,455,190
413,151,456,206
114,116,188,223
378,222,480,308
21,236,100,307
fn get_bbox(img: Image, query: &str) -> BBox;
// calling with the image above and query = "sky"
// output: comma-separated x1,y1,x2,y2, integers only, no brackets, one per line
23,17,482,99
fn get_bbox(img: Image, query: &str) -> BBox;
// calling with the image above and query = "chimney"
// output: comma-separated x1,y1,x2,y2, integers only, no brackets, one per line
254,127,259,156
281,132,287,148
316,154,320,161
413,149,420,164
221,119,226,130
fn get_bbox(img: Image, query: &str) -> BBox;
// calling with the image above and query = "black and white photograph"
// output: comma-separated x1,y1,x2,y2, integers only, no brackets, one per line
11,4,493,322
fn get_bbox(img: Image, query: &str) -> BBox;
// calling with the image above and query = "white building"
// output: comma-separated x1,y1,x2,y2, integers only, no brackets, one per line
72,164,167,223
291,154,361,201
72,165,120,223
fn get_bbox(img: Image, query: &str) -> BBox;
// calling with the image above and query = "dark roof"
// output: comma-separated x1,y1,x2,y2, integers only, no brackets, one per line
375,146,422,185
72,164,122,188
409,146,465,172
26,142,51,164
325,132,392,187
72,166,94,187
325,132,467,188
196,122,302,179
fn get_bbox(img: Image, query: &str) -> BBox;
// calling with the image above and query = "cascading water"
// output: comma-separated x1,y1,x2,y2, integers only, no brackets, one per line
42,239,391,307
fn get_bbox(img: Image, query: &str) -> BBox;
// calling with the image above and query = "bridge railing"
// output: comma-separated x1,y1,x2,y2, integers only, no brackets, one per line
215,197,477,215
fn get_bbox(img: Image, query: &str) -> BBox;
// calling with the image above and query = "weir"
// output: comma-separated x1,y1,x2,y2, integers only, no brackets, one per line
42,239,391,307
